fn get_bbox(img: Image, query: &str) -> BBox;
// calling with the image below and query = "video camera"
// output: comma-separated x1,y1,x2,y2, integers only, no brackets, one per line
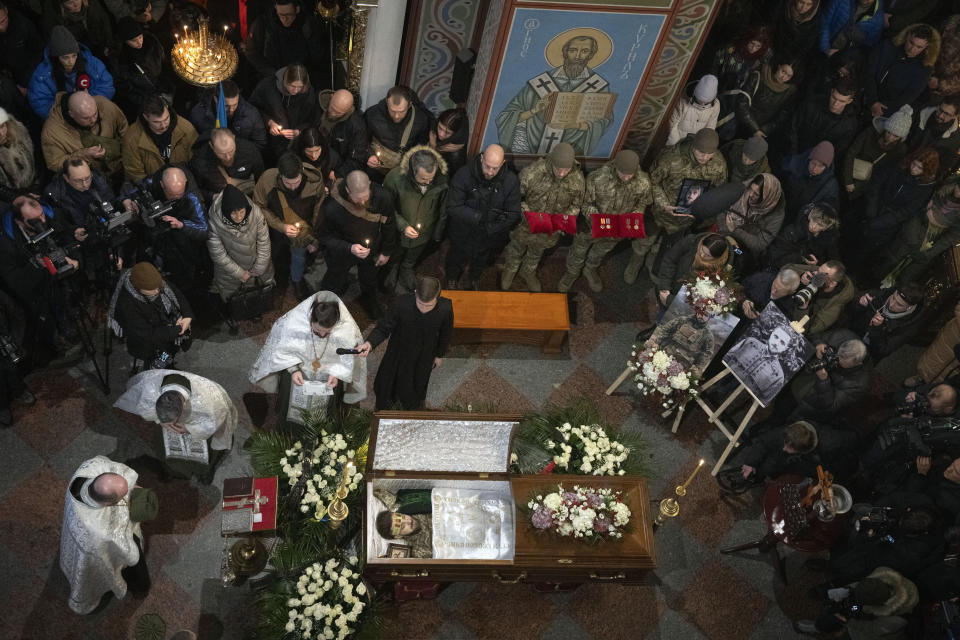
854,505,898,543
896,393,932,417
88,197,136,248
19,219,76,278
132,184,176,230
793,271,828,308
807,345,840,373
878,417,960,457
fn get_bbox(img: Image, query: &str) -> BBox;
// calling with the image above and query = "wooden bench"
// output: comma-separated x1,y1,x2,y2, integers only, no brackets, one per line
444,291,570,354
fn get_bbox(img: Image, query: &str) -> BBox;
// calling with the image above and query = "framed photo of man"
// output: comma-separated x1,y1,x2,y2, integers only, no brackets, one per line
386,543,413,559
675,178,711,214
721,303,813,407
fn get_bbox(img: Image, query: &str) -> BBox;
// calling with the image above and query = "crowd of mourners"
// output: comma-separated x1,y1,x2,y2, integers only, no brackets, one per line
3,0,960,634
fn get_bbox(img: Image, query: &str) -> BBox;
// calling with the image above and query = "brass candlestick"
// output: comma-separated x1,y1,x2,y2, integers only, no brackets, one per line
326,459,355,529
654,459,704,528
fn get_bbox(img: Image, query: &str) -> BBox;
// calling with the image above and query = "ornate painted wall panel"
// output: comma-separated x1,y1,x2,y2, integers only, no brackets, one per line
468,0,720,163
402,0,486,114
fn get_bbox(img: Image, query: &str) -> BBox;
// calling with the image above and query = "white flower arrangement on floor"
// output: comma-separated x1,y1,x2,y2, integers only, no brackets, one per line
542,422,629,476
279,432,363,521
528,485,631,540
284,555,368,640
630,345,699,413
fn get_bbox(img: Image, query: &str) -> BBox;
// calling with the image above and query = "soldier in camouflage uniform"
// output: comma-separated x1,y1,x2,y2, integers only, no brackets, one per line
501,143,584,291
558,150,653,293
634,128,728,284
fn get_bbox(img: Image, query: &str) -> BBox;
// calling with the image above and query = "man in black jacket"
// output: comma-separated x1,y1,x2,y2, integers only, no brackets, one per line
319,170,397,318
189,128,264,201
244,0,314,84
788,79,859,160
444,144,521,290
786,329,871,423
364,86,431,177
847,283,925,361
319,89,369,177
187,80,267,150
0,2,43,91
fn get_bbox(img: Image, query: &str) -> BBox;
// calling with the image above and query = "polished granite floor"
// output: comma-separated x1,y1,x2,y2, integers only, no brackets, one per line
0,244,924,640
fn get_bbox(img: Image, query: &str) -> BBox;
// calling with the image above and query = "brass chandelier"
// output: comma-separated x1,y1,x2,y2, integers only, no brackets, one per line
171,16,238,87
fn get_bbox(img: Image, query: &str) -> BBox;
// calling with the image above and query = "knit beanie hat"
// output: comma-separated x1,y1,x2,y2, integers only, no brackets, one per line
809,141,835,166
614,150,640,175
692,128,720,154
130,262,162,291
117,17,144,43
48,25,79,58
881,105,914,139
693,74,719,103
743,136,768,162
221,184,250,219
0,107,8,125
549,142,575,169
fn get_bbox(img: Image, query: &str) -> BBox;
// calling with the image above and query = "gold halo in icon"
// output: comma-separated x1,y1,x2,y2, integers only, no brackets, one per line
544,28,614,69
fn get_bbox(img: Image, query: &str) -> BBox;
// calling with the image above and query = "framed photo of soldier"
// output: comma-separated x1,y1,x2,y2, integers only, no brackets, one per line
721,303,813,407
660,285,740,366
675,178,711,214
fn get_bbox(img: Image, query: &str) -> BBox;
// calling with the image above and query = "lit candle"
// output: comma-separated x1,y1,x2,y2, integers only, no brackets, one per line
364,238,370,247
680,459,705,491
295,222,301,229
416,223,421,230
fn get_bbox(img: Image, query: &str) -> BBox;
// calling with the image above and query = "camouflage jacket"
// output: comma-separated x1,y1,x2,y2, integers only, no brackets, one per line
650,139,728,234
582,161,653,220
519,157,585,217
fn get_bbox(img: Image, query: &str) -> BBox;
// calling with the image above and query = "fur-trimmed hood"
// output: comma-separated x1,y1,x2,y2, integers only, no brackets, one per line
397,144,448,176
894,23,941,68
859,567,919,617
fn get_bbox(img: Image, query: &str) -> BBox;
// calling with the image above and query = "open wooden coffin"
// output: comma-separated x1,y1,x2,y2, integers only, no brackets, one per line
363,411,656,585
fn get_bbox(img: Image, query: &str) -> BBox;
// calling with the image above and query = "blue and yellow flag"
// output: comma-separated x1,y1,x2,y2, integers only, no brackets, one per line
215,82,228,128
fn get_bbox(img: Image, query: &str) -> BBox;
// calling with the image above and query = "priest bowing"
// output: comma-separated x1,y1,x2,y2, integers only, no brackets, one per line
249,291,366,424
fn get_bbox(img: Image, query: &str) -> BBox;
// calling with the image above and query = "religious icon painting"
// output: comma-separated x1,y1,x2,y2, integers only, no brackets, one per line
386,543,413,559
478,6,668,158
675,178,711,214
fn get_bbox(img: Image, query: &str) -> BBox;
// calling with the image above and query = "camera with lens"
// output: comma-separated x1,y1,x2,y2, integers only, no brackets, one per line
879,417,960,459
88,197,136,248
793,271,828,307
0,333,24,364
133,185,176,230
807,345,840,373
896,393,932,417
20,219,76,278
854,505,898,542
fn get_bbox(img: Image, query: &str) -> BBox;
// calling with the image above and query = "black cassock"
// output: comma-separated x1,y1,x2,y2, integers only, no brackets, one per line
367,294,454,410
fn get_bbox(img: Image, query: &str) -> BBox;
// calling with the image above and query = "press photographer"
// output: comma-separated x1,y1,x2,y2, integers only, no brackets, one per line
847,283,926,361
0,194,83,365
133,166,209,300
44,153,138,284
109,262,193,370
787,260,855,338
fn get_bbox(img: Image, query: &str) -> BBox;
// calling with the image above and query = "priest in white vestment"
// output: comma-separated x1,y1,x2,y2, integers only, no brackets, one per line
249,291,366,421
60,456,154,614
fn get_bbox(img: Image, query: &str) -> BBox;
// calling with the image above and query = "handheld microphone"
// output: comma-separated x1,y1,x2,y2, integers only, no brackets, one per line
336,348,361,355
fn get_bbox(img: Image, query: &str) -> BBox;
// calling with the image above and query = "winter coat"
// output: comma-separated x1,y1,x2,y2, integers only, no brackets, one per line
779,149,840,221
319,179,398,259
27,44,114,118
767,0,823,57
0,8,43,88
845,568,918,640
864,37,938,117
740,268,798,316
190,136,264,201
789,93,859,157
188,93,267,150
249,69,320,157
111,33,172,122
445,154,521,241
885,183,960,280
846,287,925,360
650,138,728,234
841,126,907,199
383,145,449,249
252,163,327,248
718,191,785,255
364,98,432,157
909,107,960,178
522,155,586,221
722,138,772,183
113,279,193,361
0,204,75,311
206,191,274,300
653,232,732,293
366,293,454,410
40,0,114,60
734,66,798,138
933,15,960,98
318,100,369,176
862,164,936,247
917,301,960,382
765,207,841,267
0,115,36,189
820,0,886,54
40,91,127,175
244,10,313,80
121,113,198,182
666,91,720,146
787,264,855,336
43,169,114,230
790,328,870,419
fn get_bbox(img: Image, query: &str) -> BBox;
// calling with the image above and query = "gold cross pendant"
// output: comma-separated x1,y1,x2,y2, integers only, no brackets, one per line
312,358,321,372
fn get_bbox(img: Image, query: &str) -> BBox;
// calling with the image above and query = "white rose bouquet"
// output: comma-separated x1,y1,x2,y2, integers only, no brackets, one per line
280,555,370,640
280,432,364,522
630,345,700,413
528,484,631,540
541,422,630,476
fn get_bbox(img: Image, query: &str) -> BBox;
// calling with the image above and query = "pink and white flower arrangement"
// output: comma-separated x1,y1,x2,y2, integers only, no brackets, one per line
527,485,631,540
685,270,739,320
630,346,699,412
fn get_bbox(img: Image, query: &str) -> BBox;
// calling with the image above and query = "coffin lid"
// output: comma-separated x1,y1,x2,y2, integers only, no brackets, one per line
367,411,524,477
